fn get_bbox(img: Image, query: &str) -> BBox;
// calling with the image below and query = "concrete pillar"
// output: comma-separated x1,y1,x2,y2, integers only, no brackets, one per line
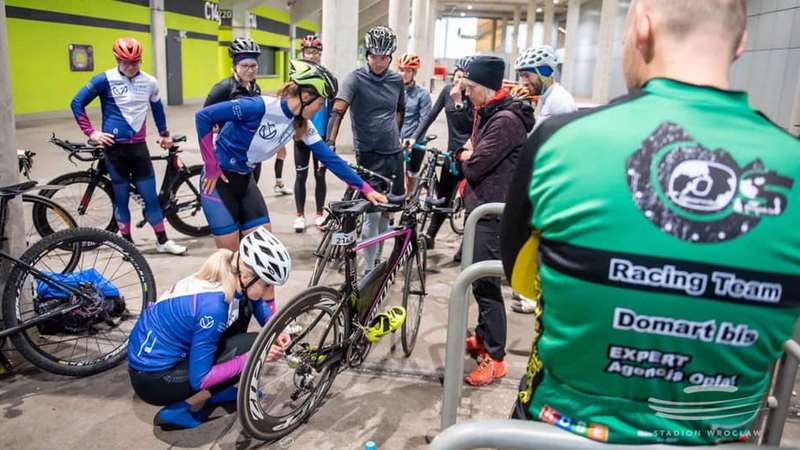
410,0,429,55
592,0,619,104
322,0,358,151
526,0,536,48
511,6,521,69
560,0,580,91
290,23,297,59
389,0,411,56
150,0,168,102
420,0,436,90
543,0,555,47
0,0,24,266
231,3,250,39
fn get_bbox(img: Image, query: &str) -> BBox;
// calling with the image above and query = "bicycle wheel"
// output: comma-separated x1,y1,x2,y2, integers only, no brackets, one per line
2,227,156,376
308,229,333,287
401,237,427,356
40,173,117,232
25,194,78,245
238,286,345,441
449,194,466,235
165,165,209,237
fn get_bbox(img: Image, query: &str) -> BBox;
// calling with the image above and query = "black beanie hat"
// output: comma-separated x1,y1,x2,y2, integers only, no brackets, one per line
465,55,505,91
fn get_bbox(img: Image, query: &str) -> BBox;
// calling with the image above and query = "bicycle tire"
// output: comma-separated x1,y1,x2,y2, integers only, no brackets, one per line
26,193,78,243
401,237,427,356
2,227,156,376
450,194,465,235
164,165,210,237
39,172,117,233
308,229,333,287
238,286,344,441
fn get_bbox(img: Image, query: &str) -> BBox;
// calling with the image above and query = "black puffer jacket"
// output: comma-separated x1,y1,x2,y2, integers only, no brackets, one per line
457,94,535,213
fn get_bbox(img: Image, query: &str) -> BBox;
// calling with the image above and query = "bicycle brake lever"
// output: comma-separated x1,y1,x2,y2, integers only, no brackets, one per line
67,152,78,166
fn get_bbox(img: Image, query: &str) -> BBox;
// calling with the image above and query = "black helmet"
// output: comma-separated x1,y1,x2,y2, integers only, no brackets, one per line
364,25,397,56
228,38,261,58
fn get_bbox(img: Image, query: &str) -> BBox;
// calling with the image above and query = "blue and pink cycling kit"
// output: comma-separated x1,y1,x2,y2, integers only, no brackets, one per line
70,69,169,235
128,277,273,391
195,96,374,235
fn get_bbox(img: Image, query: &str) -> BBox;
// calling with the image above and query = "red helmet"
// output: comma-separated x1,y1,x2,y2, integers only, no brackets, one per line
397,53,421,70
301,35,322,50
113,37,142,62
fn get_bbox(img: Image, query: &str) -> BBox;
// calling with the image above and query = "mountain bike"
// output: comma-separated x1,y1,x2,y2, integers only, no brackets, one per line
0,180,156,376
307,164,394,287
16,149,78,244
39,134,208,237
238,195,427,441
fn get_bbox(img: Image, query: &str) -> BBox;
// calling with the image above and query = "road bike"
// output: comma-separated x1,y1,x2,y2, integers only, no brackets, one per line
238,195,428,440
16,148,78,244
39,134,208,237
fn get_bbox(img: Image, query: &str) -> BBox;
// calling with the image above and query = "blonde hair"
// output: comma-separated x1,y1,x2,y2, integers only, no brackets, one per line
193,249,239,300
278,81,313,141
461,78,496,100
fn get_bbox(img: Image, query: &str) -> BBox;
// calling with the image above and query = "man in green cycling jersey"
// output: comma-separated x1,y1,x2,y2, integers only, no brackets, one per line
501,0,800,444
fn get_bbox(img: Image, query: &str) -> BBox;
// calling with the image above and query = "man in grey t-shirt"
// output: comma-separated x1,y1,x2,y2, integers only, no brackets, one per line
327,25,406,272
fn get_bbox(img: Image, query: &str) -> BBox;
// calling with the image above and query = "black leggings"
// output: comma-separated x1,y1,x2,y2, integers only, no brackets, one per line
128,332,256,406
294,140,327,215
426,162,465,239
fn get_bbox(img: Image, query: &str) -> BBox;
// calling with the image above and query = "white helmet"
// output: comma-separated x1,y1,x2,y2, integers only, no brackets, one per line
239,227,291,286
515,45,558,72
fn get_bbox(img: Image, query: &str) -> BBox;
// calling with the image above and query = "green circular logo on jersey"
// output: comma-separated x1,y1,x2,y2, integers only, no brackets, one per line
626,122,793,243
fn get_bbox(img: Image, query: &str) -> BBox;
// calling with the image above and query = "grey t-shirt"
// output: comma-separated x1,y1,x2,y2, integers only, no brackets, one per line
338,67,405,155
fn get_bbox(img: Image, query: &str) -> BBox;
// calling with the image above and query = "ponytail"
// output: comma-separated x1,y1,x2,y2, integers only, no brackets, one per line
278,81,314,141
193,249,239,300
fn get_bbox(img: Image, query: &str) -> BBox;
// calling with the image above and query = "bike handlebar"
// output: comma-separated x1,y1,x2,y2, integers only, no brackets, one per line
349,162,394,191
49,133,187,163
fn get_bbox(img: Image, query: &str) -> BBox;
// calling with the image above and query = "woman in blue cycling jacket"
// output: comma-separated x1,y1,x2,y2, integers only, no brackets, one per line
128,227,290,429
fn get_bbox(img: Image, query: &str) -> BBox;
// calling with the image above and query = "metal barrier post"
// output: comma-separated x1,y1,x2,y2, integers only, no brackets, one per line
441,260,505,430
764,319,800,445
460,202,505,270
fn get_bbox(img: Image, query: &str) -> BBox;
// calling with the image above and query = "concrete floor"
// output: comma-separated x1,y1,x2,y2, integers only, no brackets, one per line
2,104,800,450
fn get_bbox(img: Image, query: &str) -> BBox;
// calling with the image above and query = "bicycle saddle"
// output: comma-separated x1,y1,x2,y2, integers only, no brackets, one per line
329,199,370,216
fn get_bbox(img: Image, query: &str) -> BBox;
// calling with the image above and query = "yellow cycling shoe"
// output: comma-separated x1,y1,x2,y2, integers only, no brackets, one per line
365,306,407,343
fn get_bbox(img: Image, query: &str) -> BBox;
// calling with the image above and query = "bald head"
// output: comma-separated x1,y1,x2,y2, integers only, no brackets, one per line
623,0,748,91
635,0,747,53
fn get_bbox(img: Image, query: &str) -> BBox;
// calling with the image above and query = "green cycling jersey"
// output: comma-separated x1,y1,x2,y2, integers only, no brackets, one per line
501,78,800,445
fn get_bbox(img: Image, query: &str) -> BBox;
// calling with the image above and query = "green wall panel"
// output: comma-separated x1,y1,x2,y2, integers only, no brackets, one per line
8,19,152,115
6,0,149,25
179,38,220,101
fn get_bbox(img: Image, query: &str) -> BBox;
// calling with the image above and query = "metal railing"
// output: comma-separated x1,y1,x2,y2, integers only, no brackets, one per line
438,201,800,448
441,202,507,430
460,202,505,271
428,419,792,450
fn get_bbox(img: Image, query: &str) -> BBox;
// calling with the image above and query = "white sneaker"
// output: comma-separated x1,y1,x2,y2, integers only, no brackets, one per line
314,215,325,228
274,183,293,196
156,240,187,255
293,216,306,233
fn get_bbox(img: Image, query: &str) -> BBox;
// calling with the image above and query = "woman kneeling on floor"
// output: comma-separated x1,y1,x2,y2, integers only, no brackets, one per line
127,227,290,429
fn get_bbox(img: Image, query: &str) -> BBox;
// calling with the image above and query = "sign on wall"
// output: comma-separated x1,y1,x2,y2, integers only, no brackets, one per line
69,44,94,72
